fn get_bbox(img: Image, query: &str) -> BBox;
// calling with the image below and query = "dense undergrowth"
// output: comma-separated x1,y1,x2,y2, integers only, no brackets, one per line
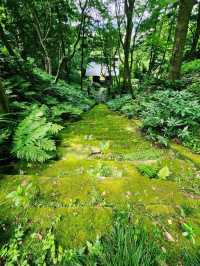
107,59,200,153
0,53,94,163
1,209,199,266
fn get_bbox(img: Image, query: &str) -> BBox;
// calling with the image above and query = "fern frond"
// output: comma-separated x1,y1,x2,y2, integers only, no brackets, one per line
12,105,62,162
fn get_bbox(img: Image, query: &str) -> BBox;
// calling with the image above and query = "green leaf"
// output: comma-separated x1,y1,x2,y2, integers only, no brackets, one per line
158,166,170,180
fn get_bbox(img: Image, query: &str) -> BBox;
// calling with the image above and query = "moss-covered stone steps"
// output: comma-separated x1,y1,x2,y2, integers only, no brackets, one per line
0,204,113,247
171,143,200,167
1,104,200,249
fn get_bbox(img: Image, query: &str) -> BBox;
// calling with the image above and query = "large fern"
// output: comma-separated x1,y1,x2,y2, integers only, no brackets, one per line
12,105,63,162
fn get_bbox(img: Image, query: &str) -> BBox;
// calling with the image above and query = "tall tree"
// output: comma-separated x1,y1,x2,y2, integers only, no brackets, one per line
190,2,200,55
169,0,195,81
122,0,135,95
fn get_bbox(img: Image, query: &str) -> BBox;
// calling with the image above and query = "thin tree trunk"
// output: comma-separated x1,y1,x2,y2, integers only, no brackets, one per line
158,6,176,75
54,0,88,83
27,3,52,75
169,0,195,81
130,0,149,73
123,0,135,96
148,19,159,73
0,81,9,114
191,2,200,54
80,15,86,90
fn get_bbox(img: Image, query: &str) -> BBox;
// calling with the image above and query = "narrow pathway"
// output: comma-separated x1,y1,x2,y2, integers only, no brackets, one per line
1,105,200,247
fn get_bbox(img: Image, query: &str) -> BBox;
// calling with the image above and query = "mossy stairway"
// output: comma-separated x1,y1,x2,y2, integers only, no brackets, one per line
1,105,200,248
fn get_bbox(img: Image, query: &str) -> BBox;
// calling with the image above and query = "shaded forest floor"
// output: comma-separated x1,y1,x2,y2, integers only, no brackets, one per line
1,104,200,255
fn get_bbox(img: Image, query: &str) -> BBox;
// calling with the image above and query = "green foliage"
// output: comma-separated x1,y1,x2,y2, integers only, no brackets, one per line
0,217,72,266
0,211,166,266
137,164,158,178
182,59,200,74
181,223,195,244
137,164,170,180
99,141,110,154
108,89,200,153
0,225,27,266
187,82,200,100
99,211,166,266
12,105,63,162
1,63,94,162
107,95,133,111
0,113,15,160
96,163,113,177
141,90,200,150
1,209,200,265
89,163,113,178
7,182,39,208
107,95,140,118
181,248,200,266
120,103,136,118
51,103,82,121
0,113,13,144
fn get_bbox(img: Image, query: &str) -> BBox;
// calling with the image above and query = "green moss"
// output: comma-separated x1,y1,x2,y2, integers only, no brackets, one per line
1,105,200,249
58,104,164,162
171,143,200,167
27,207,112,247
146,204,175,216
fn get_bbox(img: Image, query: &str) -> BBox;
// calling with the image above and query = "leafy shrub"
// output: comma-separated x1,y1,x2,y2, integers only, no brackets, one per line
120,103,137,118
187,82,200,99
0,220,70,266
107,95,133,111
182,59,200,74
138,77,185,92
1,64,94,162
141,90,200,150
12,105,63,162
51,103,82,121
107,89,200,153
107,95,141,118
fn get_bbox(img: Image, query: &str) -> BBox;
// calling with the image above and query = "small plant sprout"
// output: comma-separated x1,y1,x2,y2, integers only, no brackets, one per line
181,223,195,244
7,182,37,208
99,141,110,154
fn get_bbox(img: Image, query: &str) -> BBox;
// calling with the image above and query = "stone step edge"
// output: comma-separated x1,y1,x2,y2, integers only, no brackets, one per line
171,143,200,167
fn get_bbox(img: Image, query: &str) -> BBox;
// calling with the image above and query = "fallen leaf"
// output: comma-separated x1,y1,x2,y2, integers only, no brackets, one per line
164,231,175,242
158,166,170,180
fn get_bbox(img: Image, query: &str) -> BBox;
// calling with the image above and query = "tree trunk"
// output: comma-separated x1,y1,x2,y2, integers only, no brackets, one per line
0,81,9,114
54,0,88,83
148,19,159,74
169,0,195,81
158,6,177,75
191,2,200,54
80,15,86,91
122,0,135,95
27,3,52,75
